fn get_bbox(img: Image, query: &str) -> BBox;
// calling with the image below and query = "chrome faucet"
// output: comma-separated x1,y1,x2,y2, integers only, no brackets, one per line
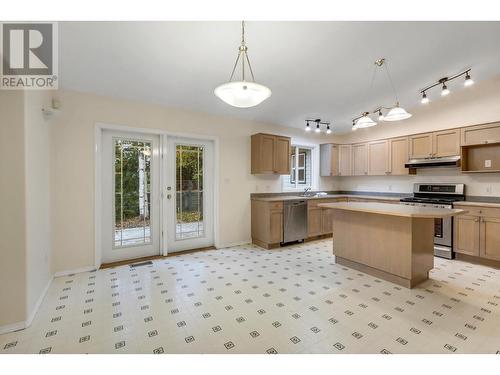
302,187,312,196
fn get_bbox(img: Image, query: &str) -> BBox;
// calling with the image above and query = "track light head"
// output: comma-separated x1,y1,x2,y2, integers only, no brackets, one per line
305,120,311,132
441,83,450,96
421,91,429,104
378,109,385,121
326,124,332,134
464,72,474,87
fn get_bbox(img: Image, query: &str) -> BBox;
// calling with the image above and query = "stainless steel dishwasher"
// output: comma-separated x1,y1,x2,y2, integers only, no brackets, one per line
283,200,308,243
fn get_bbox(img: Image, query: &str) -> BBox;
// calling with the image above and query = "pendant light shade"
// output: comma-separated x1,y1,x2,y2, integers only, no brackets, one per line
355,114,377,129
214,81,271,108
214,21,271,108
384,103,412,122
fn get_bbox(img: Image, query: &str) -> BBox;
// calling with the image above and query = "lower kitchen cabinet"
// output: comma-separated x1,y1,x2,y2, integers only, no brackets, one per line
307,207,322,237
251,200,283,249
453,204,500,263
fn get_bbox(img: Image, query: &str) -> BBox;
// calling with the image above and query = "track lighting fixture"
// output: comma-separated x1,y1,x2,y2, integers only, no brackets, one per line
420,69,472,104
378,109,385,121
421,91,429,104
304,118,331,134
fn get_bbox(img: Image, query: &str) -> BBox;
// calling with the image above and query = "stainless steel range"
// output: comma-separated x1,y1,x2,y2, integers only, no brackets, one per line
400,183,465,259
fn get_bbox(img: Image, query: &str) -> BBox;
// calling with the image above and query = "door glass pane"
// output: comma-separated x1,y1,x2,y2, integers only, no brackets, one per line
176,144,204,240
114,139,152,247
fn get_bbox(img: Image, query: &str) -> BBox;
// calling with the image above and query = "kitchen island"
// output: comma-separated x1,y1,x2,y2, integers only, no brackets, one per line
317,202,466,288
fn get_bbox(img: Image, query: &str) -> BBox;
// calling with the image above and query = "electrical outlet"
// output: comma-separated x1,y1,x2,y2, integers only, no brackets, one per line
485,159,492,168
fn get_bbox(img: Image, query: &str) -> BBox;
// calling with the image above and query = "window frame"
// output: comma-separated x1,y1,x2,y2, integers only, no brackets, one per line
282,144,317,192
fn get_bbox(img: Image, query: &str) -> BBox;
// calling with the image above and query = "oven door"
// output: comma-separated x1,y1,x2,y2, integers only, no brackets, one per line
433,205,453,247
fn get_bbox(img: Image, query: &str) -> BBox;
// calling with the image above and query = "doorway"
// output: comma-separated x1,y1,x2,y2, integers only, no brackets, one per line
164,137,214,253
99,128,215,264
101,130,160,263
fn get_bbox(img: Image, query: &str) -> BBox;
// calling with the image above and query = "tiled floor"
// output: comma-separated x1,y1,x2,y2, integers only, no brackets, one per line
1,239,500,354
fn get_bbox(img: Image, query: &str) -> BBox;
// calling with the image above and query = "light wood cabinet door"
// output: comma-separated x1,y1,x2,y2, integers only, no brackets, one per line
368,140,389,175
321,208,333,235
307,208,322,237
269,209,283,244
338,145,352,176
409,133,433,159
480,217,500,261
273,136,291,174
352,143,368,176
388,137,409,175
461,122,500,146
330,145,339,176
433,129,460,157
453,215,480,256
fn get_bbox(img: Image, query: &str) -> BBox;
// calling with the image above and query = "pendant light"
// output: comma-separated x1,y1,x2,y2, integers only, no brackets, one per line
355,112,377,128
214,21,271,108
378,58,412,122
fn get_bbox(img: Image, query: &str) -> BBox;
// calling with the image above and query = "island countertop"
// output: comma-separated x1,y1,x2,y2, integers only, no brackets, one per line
318,201,466,218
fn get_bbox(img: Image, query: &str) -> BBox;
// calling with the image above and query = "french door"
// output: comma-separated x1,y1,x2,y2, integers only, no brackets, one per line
165,137,214,253
102,130,160,263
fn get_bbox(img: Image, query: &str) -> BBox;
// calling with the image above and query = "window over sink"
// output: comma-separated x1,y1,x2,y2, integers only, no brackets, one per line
282,146,314,191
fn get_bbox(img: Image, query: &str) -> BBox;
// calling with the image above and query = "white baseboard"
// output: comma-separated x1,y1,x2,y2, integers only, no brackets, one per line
25,275,53,328
0,275,54,335
54,266,96,278
216,240,252,249
0,321,26,335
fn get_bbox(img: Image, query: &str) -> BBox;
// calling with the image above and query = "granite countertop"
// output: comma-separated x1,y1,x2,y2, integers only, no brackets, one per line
318,202,466,218
250,194,402,202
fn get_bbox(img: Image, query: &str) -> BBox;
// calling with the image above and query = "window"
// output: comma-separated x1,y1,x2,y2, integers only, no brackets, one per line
282,146,313,191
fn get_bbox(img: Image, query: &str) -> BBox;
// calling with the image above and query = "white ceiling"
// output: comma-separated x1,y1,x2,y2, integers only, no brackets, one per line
59,21,500,134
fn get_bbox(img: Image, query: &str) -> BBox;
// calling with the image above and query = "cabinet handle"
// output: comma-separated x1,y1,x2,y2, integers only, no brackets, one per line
474,218,479,222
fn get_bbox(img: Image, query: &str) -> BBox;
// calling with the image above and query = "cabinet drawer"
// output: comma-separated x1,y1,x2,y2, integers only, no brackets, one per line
268,201,283,211
454,205,500,218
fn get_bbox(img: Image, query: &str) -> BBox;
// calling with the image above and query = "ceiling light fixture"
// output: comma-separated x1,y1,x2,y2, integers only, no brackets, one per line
421,91,429,104
419,69,472,104
304,118,331,134
351,58,411,131
214,21,271,108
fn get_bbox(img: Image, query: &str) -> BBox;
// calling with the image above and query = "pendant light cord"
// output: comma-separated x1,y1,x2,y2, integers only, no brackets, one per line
383,60,399,104
228,20,256,83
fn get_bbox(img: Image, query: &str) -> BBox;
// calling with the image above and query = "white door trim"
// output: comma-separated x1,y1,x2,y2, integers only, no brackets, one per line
94,122,220,266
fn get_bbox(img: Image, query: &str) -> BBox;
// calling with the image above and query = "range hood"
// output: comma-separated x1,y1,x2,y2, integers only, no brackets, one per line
405,155,461,169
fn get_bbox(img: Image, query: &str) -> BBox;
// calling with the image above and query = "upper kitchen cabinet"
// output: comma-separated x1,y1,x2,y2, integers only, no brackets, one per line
461,122,500,146
433,129,460,157
388,137,409,175
367,140,389,175
352,143,368,176
320,144,339,176
338,145,352,176
251,133,291,174
409,130,460,158
409,132,433,158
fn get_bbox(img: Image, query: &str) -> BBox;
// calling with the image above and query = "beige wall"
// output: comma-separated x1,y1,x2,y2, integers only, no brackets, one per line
329,76,500,196
0,91,28,327
50,89,334,273
24,91,53,317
